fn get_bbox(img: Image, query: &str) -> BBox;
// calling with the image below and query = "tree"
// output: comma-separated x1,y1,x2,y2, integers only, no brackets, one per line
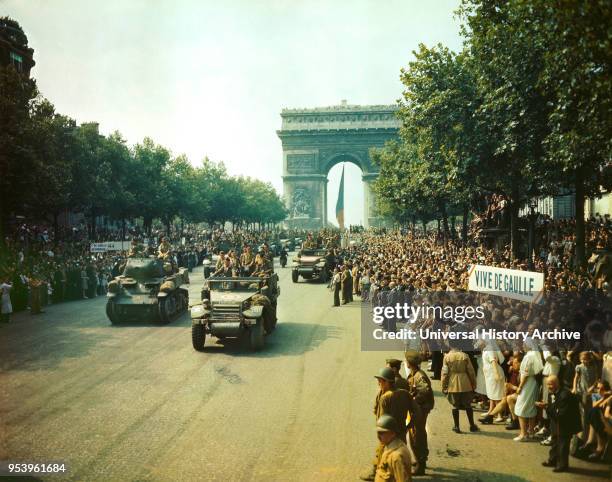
27,98,76,239
0,62,38,246
534,0,612,267
459,0,553,258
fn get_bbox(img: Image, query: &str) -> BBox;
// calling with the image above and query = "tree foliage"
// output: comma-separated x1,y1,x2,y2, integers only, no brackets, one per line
374,0,611,262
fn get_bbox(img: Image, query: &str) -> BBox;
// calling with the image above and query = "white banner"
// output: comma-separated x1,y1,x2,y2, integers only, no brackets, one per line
90,243,107,253
468,264,544,304
105,241,131,251
89,241,130,253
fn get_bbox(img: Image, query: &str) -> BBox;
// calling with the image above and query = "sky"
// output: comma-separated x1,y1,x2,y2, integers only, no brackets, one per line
2,0,464,226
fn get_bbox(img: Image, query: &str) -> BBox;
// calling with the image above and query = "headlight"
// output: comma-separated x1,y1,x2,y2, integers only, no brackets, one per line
191,305,204,316
316,261,326,268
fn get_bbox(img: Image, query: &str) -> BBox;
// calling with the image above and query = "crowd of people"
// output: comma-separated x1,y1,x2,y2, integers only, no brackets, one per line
306,219,610,480
1,212,610,480
0,220,309,322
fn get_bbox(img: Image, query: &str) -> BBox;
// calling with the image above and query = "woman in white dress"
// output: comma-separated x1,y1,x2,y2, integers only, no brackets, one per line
478,339,506,424
514,338,544,442
1,280,13,323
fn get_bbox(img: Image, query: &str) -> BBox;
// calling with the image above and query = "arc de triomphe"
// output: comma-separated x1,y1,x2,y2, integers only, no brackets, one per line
277,102,400,229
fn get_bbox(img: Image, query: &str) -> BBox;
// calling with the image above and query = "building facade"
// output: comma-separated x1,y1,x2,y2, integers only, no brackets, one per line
0,18,35,77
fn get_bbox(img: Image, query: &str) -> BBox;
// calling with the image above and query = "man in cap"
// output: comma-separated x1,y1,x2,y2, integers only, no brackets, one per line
386,359,409,390
405,351,434,476
374,415,412,482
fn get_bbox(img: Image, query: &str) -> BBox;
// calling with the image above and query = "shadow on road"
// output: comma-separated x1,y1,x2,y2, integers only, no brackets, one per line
421,467,532,481
0,326,113,372
423,464,611,481
200,321,344,358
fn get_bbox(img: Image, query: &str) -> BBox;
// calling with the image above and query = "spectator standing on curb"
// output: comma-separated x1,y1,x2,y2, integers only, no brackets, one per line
1,279,13,323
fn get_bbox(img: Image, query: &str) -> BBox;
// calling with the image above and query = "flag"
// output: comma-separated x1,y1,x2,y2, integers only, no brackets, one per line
336,164,345,229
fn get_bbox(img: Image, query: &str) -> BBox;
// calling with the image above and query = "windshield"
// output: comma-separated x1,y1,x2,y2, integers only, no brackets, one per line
207,277,262,292
300,249,326,257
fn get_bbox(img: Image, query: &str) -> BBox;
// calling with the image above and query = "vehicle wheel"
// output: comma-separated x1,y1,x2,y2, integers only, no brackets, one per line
192,323,205,351
159,295,175,323
180,291,189,313
250,319,265,351
106,301,118,324
320,269,328,283
263,302,277,335
291,270,299,283
270,302,278,332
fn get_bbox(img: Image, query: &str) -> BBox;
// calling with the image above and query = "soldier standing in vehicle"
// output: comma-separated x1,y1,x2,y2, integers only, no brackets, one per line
240,245,255,276
215,251,226,272
157,237,171,259
212,256,234,278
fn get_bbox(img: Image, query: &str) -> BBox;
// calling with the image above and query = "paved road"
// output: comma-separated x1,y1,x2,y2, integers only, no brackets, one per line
1,258,610,481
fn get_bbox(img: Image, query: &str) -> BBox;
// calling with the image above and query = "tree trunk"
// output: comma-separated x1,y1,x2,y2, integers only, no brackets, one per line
0,201,6,250
121,218,126,240
462,204,469,244
440,201,449,242
90,207,97,240
575,167,586,269
509,200,520,260
53,212,59,245
422,220,427,234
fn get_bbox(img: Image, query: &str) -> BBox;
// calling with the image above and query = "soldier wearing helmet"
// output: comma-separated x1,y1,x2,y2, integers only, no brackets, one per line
374,415,412,482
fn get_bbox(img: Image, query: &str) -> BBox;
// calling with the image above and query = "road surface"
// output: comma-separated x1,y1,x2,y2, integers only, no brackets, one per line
1,258,609,481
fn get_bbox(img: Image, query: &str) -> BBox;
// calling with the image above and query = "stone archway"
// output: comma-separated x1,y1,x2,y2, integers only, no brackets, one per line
277,102,399,228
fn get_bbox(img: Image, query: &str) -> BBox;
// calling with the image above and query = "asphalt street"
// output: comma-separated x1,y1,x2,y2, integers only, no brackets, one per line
1,257,610,482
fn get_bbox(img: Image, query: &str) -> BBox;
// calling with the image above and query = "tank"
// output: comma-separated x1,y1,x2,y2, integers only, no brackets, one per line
105,257,189,324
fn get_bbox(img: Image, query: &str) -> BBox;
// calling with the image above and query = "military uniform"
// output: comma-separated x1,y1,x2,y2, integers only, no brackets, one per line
158,240,171,259
375,438,412,482
240,251,254,274
374,388,421,443
341,269,352,304
407,368,433,472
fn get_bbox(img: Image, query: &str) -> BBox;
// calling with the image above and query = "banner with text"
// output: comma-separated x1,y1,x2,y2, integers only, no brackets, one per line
89,241,131,253
468,264,544,303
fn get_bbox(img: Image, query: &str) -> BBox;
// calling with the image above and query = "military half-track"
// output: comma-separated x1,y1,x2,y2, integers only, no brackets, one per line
291,248,330,283
191,274,280,351
106,257,189,324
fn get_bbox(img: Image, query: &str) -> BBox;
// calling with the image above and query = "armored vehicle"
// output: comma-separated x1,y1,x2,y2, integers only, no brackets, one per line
291,249,330,283
106,257,189,324
191,274,279,351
